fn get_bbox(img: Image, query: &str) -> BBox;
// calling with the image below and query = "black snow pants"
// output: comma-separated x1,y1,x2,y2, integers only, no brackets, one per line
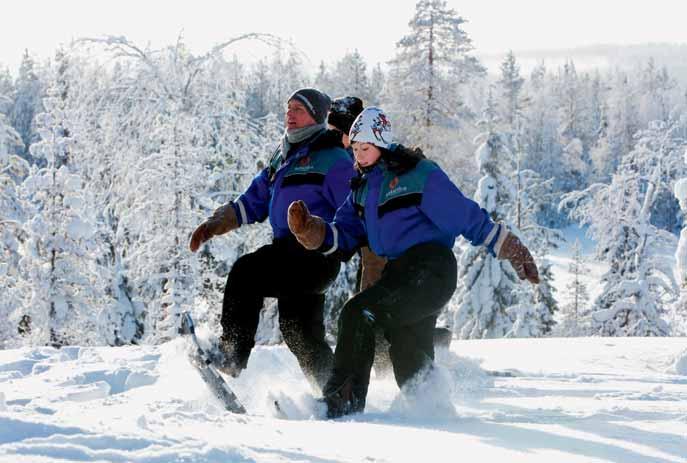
324,242,457,407
221,236,340,392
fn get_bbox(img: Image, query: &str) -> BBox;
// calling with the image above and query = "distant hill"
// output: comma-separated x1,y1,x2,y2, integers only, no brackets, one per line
479,43,687,85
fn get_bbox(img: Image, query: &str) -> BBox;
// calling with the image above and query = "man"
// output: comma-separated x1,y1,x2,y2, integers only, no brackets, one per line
189,88,355,393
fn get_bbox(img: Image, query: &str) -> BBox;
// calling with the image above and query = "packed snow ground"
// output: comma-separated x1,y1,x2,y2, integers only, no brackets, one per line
1,336,686,463
2,226,686,462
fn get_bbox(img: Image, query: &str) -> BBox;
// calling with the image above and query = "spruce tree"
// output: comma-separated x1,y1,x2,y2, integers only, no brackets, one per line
11,50,43,160
562,120,682,336
452,91,519,339
0,101,27,347
497,50,525,128
19,48,108,346
385,0,484,149
557,239,591,336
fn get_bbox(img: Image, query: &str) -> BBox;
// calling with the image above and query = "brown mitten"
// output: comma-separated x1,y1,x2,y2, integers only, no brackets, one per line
287,200,326,250
497,231,540,284
189,203,239,252
360,246,386,291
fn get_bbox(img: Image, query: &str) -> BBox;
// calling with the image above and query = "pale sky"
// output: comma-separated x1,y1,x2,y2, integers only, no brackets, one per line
1,0,685,74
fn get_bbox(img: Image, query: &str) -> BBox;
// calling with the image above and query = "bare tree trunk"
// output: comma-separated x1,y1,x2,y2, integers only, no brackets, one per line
426,16,434,132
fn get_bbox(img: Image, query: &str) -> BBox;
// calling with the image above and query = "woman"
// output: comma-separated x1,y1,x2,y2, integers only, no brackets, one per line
328,96,452,376
287,107,539,417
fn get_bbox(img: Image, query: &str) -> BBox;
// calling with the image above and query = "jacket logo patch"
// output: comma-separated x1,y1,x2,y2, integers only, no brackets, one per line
292,156,315,173
389,176,399,190
384,183,408,198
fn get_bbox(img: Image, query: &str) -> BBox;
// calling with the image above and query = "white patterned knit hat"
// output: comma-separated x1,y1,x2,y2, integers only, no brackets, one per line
348,107,393,149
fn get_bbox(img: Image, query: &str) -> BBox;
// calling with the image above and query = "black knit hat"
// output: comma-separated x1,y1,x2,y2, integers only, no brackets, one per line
328,96,364,134
288,88,331,124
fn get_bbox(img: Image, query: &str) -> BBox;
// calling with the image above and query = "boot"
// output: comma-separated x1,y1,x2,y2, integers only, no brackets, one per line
215,335,244,378
322,375,365,419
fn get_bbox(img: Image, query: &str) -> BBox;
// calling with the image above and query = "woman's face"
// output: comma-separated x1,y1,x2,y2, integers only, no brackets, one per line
352,142,382,167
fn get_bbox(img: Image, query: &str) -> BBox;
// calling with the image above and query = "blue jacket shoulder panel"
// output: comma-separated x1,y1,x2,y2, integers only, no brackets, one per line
233,130,355,238
376,159,439,217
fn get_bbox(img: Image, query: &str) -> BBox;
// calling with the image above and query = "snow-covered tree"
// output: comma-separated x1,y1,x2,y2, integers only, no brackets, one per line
505,284,555,338
590,72,640,183
555,239,591,336
498,53,560,334
18,49,109,346
76,34,284,344
561,120,680,336
368,63,386,106
638,58,676,126
0,90,22,157
0,66,13,97
497,51,525,128
245,60,272,119
557,61,583,141
311,51,380,105
505,166,560,338
385,0,485,150
452,92,521,339
267,47,307,122
89,38,221,341
0,101,27,347
514,169,561,336
312,61,335,97
555,61,590,193
671,145,687,334
332,50,373,102
520,63,565,226
10,50,43,160
585,72,606,146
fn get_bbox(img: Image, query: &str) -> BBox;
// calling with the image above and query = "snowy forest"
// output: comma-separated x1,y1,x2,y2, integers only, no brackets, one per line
1,0,687,349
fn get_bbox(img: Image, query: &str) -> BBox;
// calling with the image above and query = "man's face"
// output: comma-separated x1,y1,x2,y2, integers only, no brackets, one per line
286,100,316,130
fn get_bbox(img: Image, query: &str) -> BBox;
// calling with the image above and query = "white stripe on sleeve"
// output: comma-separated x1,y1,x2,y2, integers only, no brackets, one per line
322,224,339,256
236,199,248,225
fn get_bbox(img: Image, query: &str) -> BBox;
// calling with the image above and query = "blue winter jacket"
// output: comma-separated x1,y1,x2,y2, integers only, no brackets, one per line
319,151,500,260
231,129,355,239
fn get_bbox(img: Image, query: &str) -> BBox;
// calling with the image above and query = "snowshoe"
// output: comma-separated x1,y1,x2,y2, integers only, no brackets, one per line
179,312,246,414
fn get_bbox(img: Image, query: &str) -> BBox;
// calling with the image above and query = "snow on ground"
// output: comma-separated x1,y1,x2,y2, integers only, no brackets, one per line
1,337,686,463
1,225,685,462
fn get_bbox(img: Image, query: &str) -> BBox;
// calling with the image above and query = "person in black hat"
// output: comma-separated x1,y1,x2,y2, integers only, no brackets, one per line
328,97,384,291
328,96,365,149
189,88,356,394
